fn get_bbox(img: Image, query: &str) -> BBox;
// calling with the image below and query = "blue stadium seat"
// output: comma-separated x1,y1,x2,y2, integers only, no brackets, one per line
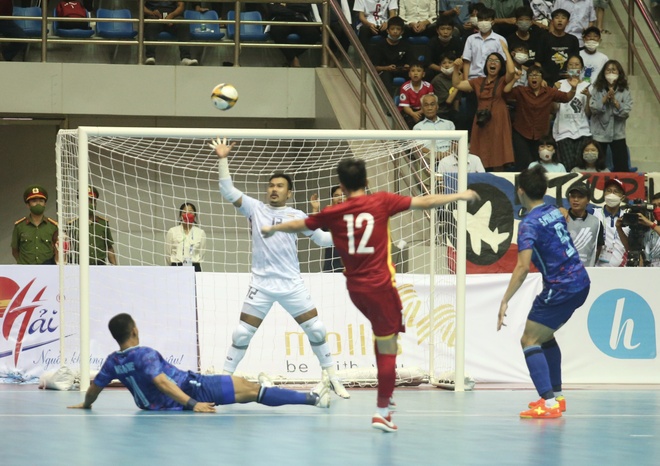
226,11,269,41
393,77,406,87
95,9,136,39
53,8,94,38
12,6,45,37
407,36,429,45
184,10,224,40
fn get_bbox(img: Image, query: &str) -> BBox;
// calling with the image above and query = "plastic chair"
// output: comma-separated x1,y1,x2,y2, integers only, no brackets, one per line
53,8,95,38
184,10,224,40
226,10,269,41
95,9,136,39
12,6,44,37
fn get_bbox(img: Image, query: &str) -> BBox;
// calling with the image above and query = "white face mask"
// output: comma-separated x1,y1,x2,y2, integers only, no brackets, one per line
513,53,528,64
470,16,478,25
584,40,599,52
477,21,492,33
605,73,619,84
583,151,598,163
604,193,622,208
567,69,581,77
539,149,554,162
441,66,454,76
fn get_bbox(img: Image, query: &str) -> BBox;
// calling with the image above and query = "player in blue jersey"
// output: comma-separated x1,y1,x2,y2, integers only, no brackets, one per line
498,165,591,419
68,313,330,412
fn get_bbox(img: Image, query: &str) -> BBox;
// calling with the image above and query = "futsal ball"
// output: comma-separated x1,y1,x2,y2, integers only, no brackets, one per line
211,83,238,111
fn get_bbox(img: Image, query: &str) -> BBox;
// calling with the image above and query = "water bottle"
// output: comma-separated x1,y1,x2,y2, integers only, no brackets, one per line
200,23,207,32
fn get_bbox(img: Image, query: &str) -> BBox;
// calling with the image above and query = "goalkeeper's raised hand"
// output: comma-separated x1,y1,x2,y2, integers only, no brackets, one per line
209,137,235,159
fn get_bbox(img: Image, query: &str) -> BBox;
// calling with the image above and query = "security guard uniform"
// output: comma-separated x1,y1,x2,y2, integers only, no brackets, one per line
11,185,58,265
68,187,115,265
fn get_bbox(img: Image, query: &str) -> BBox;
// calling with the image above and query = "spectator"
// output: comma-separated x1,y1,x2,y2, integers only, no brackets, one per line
430,52,466,128
0,0,27,61
504,65,576,170
268,3,321,67
354,0,398,47
328,0,354,59
143,1,197,66
553,55,592,171
413,93,456,158
369,16,412,94
580,26,608,84
570,138,610,173
642,193,660,267
528,135,567,172
68,187,118,265
11,185,58,265
398,0,437,38
399,61,434,128
594,0,610,33
310,186,345,272
593,178,630,267
528,0,553,28
436,150,486,172
427,17,465,79
166,202,207,272
506,6,543,67
438,0,471,30
509,43,530,87
461,2,486,38
453,41,517,171
553,0,596,46
589,59,633,172
536,9,580,86
561,181,604,266
483,0,524,38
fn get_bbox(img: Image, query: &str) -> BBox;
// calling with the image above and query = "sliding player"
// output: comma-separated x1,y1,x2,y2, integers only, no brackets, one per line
210,138,350,399
262,158,479,432
68,313,330,412
498,165,590,418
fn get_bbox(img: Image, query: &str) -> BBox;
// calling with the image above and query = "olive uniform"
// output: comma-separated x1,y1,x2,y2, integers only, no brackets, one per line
68,216,115,265
11,185,58,265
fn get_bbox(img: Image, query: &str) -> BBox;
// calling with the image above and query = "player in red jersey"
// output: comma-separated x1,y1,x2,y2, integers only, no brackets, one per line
262,158,479,432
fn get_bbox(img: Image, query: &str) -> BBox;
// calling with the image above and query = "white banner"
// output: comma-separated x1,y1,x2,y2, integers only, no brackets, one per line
0,266,198,381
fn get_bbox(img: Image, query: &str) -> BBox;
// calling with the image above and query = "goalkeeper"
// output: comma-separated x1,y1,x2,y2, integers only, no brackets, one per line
211,138,350,399
68,313,330,412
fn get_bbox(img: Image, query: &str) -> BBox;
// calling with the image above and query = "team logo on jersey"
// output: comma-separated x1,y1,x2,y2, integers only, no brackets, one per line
587,289,656,359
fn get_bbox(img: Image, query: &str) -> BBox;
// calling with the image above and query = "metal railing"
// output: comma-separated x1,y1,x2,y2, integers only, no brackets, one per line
610,0,660,104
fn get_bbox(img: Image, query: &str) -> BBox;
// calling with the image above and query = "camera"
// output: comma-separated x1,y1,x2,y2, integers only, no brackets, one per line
622,199,654,267
621,199,654,228
475,109,492,127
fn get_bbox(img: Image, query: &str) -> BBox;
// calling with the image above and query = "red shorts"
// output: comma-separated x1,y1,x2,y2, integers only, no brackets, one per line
348,286,405,337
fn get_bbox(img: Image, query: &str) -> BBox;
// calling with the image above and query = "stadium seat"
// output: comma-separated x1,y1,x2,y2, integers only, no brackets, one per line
393,77,406,87
53,8,94,38
95,9,136,39
184,10,224,41
12,6,45,37
407,36,429,45
226,10,269,41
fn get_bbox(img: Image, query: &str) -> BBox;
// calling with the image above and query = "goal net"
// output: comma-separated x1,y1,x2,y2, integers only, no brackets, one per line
55,127,468,391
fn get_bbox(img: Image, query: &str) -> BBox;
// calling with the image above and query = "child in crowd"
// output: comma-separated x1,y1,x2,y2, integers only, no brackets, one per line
461,2,486,39
589,59,633,172
553,55,592,171
504,65,577,170
528,135,567,172
369,16,412,95
552,0,596,46
537,9,580,86
506,7,543,68
438,0,471,30
354,0,398,47
431,52,465,128
399,61,434,129
580,27,609,84
427,16,464,80
570,138,610,173
510,43,530,88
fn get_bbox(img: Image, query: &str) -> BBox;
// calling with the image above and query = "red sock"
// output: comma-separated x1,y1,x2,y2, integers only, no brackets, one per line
375,346,396,409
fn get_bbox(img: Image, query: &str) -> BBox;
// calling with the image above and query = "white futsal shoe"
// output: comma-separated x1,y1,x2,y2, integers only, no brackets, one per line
312,373,331,408
257,372,274,387
314,369,350,399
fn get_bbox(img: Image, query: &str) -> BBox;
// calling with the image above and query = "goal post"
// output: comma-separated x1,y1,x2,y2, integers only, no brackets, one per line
56,127,469,392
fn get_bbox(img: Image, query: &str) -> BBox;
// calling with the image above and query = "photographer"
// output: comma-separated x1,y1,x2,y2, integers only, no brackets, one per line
641,193,660,267
593,178,630,267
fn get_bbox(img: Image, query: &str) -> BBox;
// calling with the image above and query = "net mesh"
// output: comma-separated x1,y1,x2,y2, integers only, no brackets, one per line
56,129,464,387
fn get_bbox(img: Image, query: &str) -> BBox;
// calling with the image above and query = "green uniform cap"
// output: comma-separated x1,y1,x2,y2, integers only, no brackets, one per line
24,185,48,202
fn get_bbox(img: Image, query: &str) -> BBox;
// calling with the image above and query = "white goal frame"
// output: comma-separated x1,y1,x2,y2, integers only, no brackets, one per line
56,127,469,392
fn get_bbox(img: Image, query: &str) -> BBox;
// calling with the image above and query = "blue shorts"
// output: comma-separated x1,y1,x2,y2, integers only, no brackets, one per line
527,286,590,330
183,373,236,406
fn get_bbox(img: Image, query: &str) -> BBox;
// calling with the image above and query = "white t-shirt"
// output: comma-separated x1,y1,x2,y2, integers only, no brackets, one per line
580,50,609,83
354,0,398,27
165,224,206,264
553,80,592,141
593,207,630,267
436,153,486,173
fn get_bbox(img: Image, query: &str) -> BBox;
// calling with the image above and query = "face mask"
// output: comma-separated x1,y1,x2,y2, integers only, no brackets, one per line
604,193,622,208
477,21,492,33
513,53,528,64
567,69,581,77
441,66,454,76
517,21,531,32
584,40,599,52
470,16,478,25
654,207,660,222
438,35,452,43
539,149,554,162
387,34,400,42
30,204,45,215
583,151,599,163
605,73,619,84
182,212,195,224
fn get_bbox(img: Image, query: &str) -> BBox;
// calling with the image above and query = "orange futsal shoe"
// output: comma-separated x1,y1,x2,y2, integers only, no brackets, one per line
520,402,562,419
528,396,566,412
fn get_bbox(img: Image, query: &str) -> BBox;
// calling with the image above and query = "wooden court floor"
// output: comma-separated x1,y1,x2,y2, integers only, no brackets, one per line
0,384,658,466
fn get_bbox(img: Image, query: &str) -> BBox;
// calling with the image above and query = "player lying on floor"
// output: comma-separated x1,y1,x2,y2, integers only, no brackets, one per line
68,313,330,413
